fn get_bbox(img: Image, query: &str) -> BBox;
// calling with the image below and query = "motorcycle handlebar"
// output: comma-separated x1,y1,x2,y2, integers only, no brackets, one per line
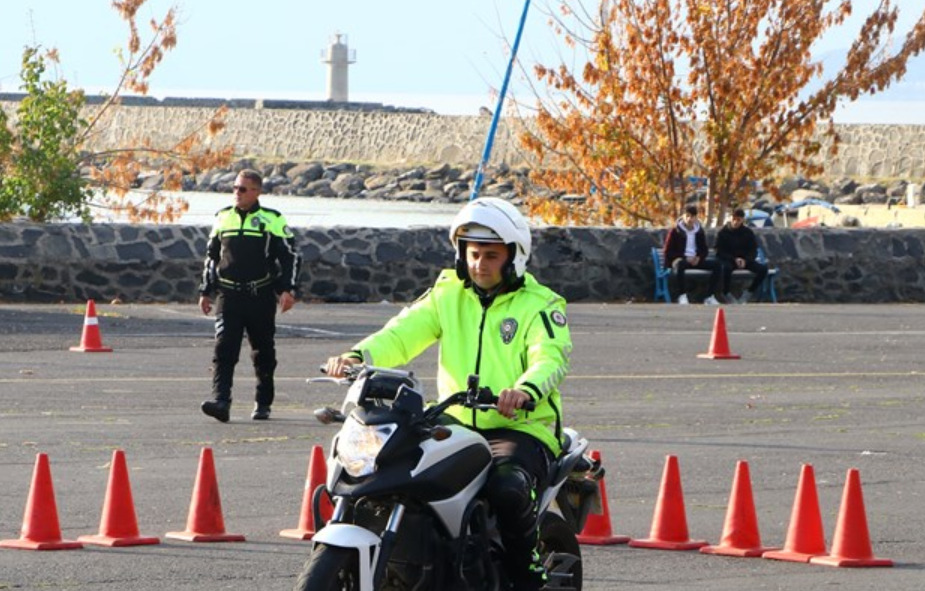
481,395,536,413
312,363,361,382
471,383,536,413
312,365,536,412
308,365,352,385
451,389,536,413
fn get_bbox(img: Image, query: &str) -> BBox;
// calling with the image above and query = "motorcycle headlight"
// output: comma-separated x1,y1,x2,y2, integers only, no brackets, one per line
337,418,396,478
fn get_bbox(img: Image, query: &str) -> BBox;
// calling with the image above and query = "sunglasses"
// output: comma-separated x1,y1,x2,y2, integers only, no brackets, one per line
233,185,253,193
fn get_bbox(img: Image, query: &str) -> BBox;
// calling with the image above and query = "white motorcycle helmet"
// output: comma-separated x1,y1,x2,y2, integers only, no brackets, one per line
449,197,532,284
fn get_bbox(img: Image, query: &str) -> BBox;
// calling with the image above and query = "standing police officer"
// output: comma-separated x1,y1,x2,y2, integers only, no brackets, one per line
198,169,301,422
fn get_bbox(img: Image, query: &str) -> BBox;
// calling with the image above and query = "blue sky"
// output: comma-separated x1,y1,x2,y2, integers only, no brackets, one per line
1,0,923,122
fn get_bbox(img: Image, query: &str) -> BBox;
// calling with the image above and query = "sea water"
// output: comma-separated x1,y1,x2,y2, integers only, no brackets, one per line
89,191,462,228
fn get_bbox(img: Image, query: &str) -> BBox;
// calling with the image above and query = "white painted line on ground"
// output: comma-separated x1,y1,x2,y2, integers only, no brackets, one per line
2,371,920,385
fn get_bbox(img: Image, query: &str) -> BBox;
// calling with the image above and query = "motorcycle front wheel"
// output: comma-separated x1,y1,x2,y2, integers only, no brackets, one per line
293,543,359,591
539,513,583,591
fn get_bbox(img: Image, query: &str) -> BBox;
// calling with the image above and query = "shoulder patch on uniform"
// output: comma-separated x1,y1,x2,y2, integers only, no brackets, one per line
550,310,567,327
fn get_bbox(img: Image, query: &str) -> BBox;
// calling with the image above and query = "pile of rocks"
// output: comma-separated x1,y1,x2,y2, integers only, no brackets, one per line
123,159,923,213
749,175,922,211
127,158,544,204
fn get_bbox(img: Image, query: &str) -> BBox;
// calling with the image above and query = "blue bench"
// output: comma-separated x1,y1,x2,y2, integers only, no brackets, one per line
652,247,778,303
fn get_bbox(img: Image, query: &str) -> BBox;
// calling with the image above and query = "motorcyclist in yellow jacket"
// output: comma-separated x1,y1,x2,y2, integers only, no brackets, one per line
325,197,571,590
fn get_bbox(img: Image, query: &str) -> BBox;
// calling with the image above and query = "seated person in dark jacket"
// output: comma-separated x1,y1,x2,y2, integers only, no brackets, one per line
715,207,768,304
663,204,722,305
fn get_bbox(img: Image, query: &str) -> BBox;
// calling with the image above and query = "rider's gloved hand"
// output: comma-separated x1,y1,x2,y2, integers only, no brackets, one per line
325,355,361,378
497,388,532,418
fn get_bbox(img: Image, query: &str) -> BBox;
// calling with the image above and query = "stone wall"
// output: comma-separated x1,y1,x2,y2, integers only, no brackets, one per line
0,98,523,167
3,223,925,304
83,107,520,166
824,125,925,178
3,98,923,176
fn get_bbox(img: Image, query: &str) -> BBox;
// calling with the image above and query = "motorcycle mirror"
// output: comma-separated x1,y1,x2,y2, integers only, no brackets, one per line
314,407,343,425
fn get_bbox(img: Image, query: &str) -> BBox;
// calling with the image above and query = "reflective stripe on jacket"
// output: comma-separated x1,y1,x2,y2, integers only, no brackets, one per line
352,269,571,456
199,203,301,295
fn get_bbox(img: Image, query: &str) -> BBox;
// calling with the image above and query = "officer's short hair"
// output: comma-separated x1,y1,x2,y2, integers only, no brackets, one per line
237,169,263,187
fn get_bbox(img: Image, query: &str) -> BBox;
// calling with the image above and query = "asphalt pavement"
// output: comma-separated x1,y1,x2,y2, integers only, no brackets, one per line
0,301,923,590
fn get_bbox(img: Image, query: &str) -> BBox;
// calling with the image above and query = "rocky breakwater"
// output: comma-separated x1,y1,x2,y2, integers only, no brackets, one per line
126,158,542,204
128,159,925,223
746,175,925,228
764,175,923,208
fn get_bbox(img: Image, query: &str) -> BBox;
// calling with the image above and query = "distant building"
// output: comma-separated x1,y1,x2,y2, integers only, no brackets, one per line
321,33,356,103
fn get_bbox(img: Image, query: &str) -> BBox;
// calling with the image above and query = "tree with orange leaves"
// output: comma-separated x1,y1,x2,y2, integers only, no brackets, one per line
0,0,232,223
519,0,925,227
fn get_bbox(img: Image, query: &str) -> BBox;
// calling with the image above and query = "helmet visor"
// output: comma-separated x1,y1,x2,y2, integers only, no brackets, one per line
455,223,504,243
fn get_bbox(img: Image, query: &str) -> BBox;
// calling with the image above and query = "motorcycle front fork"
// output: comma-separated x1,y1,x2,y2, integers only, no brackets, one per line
372,503,406,588
329,496,407,590
330,498,510,591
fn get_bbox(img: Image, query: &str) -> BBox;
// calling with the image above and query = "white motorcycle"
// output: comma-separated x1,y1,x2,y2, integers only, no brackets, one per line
293,365,603,591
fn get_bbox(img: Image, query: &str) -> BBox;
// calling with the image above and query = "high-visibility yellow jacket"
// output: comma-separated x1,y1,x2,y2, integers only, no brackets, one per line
351,270,571,455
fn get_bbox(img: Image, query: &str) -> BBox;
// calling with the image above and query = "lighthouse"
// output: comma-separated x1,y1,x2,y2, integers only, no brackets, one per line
321,33,356,103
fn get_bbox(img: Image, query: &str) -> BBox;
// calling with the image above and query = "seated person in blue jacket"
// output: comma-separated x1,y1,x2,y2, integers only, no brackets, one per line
663,204,722,305
715,207,768,304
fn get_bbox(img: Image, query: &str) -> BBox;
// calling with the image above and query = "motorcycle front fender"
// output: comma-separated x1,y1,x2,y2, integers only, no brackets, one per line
312,523,381,591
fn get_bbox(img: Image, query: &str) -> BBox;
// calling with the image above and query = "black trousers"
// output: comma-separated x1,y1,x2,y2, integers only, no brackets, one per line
671,256,722,296
211,288,277,406
718,256,769,294
480,428,552,585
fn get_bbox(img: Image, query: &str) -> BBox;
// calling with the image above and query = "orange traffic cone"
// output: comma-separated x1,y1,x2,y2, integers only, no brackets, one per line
629,455,708,550
576,450,630,545
698,308,740,359
165,447,245,543
78,450,160,547
281,445,334,540
810,469,893,567
701,461,778,557
70,300,113,353
763,464,827,562
0,453,83,550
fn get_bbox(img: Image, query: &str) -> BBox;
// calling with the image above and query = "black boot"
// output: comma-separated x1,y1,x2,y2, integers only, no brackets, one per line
201,398,231,422
506,547,547,590
251,403,271,420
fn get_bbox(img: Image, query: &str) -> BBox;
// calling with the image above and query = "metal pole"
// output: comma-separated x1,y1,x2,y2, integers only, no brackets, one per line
470,0,532,201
